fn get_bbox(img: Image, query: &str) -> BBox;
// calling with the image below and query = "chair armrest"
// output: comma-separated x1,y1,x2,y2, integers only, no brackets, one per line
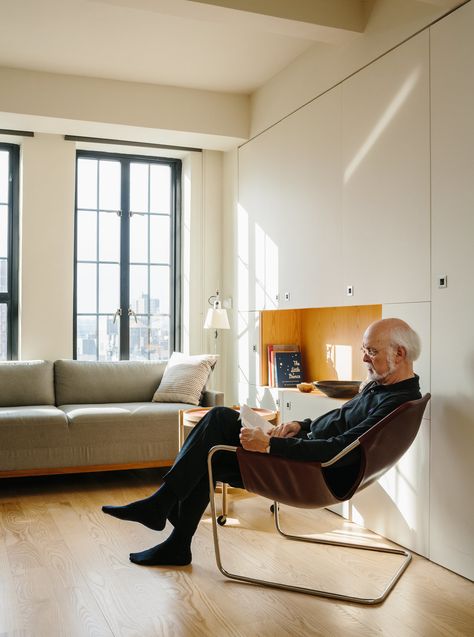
321,439,360,467
201,389,224,407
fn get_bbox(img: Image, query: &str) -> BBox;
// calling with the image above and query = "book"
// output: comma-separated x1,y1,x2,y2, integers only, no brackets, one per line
273,351,303,388
267,344,299,386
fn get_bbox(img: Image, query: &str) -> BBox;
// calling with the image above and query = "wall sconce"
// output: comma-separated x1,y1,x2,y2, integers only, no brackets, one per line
204,290,230,350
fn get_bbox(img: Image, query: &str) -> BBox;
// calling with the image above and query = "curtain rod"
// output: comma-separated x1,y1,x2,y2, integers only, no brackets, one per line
64,135,202,153
0,129,34,137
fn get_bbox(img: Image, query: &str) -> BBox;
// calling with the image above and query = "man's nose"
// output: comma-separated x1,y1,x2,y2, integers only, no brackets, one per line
363,353,371,363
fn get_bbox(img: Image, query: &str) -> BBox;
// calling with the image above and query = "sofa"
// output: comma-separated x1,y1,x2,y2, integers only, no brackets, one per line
0,359,223,478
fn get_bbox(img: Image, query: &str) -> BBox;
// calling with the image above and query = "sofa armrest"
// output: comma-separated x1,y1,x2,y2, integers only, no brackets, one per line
201,390,224,407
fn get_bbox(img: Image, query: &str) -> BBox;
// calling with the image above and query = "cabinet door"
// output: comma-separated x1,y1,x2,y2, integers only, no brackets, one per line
341,31,430,305
275,87,343,310
430,1,474,581
237,311,261,387
238,132,283,311
279,390,345,423
238,87,343,311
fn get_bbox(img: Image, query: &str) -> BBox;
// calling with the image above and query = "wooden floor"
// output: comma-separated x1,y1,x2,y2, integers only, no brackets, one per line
0,469,473,637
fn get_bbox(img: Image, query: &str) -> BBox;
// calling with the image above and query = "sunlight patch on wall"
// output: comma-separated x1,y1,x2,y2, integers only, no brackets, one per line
255,223,266,311
326,343,352,380
237,203,249,307
352,460,418,532
255,222,279,310
237,310,251,385
344,66,422,184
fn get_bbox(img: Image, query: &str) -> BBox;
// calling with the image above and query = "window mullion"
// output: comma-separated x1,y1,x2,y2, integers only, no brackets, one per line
120,159,130,359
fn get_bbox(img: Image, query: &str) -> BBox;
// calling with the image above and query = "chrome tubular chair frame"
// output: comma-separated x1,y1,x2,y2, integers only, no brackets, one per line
207,444,412,605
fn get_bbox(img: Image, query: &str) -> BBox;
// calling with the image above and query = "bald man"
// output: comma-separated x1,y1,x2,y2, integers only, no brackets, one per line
103,318,422,567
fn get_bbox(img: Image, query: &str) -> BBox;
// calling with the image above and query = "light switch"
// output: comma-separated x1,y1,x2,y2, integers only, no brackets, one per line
437,275,448,289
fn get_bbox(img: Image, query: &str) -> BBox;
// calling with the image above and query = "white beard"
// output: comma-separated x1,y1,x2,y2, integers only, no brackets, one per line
365,351,397,384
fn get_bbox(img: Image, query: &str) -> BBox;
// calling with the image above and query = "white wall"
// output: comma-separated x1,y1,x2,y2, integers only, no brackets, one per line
20,134,75,360
222,149,239,403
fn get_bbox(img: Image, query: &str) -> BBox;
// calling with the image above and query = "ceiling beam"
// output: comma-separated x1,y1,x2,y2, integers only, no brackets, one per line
186,0,370,33
414,0,463,7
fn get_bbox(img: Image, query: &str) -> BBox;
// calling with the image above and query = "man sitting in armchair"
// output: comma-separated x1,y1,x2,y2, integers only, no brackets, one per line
102,317,421,566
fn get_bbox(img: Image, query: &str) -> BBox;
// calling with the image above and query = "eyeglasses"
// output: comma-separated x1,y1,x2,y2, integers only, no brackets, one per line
360,346,380,358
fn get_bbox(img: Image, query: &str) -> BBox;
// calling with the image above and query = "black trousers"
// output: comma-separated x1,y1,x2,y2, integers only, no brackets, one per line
162,406,244,536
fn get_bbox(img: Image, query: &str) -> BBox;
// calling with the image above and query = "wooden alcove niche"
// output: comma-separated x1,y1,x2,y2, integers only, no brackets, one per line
260,305,382,387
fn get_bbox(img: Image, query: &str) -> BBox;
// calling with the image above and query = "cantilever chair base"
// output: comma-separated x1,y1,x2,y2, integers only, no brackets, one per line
207,445,412,605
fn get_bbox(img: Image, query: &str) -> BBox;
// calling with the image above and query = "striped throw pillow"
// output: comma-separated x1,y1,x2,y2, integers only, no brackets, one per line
152,352,218,405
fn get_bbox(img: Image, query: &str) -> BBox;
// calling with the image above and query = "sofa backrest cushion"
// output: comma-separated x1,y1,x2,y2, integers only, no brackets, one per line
54,360,167,405
0,360,55,407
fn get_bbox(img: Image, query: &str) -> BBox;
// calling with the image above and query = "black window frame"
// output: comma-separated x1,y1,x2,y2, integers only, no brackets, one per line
0,143,20,360
73,149,182,361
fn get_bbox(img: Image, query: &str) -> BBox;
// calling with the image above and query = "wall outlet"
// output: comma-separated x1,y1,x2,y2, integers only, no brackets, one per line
284,291,291,301
346,285,354,296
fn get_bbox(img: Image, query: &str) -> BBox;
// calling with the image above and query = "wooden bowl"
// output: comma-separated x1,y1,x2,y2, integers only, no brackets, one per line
313,380,361,398
297,382,314,393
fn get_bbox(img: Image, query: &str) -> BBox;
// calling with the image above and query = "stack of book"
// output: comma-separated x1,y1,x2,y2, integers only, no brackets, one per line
267,344,303,388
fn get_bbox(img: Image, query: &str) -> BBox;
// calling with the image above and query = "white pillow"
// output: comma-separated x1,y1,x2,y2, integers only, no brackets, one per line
152,352,218,405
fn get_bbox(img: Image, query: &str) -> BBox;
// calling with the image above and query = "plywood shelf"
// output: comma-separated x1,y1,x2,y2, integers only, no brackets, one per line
260,305,382,386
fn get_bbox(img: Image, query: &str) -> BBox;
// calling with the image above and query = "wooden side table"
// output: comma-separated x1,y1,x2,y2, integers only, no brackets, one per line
178,406,279,524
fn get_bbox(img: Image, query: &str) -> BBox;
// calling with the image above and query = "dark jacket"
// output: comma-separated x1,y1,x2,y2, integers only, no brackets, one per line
269,375,421,464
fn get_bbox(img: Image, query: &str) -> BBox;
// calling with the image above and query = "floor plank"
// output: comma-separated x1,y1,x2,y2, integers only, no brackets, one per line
0,470,473,637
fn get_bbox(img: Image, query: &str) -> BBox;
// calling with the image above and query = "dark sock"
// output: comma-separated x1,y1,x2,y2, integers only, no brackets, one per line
129,529,192,566
168,501,180,528
102,483,176,532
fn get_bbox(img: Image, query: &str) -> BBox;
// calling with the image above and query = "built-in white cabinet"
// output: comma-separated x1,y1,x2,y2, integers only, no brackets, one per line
237,383,345,425
429,2,474,581
341,31,431,306
238,87,343,312
238,31,431,313
234,2,473,581
278,390,345,424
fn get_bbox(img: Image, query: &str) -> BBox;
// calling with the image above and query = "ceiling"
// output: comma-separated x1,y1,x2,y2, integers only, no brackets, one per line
0,0,464,103
0,0,378,94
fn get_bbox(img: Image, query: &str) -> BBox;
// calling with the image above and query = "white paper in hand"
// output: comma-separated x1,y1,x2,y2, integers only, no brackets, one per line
239,404,273,434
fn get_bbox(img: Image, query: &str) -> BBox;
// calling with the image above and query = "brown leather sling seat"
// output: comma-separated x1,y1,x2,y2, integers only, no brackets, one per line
236,393,431,508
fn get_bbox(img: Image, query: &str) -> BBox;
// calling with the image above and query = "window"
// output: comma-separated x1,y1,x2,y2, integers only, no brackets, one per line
74,151,181,361
0,144,19,360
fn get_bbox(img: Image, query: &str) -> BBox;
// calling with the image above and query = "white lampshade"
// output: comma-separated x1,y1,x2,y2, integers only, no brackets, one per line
204,308,230,330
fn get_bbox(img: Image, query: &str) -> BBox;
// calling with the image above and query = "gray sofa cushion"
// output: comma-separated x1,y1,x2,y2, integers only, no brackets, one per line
59,402,194,465
0,361,55,407
0,406,70,471
55,360,167,405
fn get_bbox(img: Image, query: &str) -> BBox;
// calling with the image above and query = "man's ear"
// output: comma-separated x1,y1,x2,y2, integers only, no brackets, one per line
397,345,407,360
